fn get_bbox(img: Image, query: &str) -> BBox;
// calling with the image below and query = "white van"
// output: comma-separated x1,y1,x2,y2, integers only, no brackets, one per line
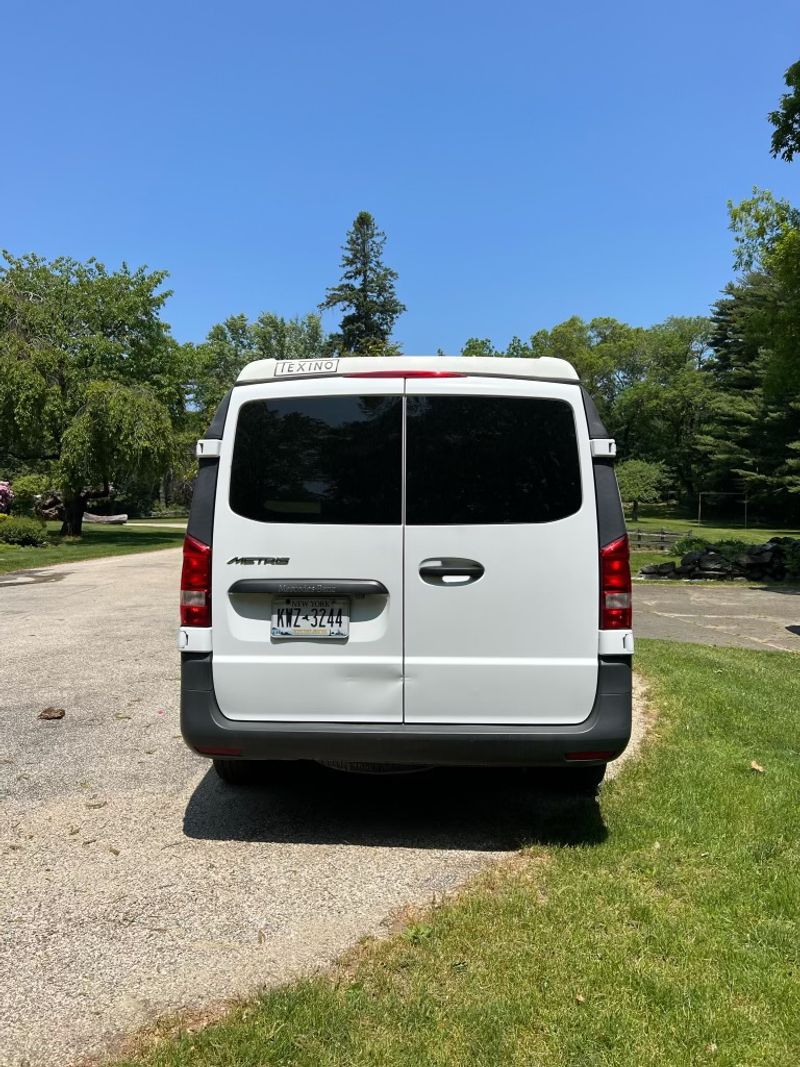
179,356,633,794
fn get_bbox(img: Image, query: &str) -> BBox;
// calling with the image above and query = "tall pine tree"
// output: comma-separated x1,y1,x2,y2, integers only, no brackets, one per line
321,212,405,355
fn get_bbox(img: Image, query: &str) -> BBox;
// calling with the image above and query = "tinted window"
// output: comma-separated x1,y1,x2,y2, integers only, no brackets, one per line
406,396,581,524
230,395,402,524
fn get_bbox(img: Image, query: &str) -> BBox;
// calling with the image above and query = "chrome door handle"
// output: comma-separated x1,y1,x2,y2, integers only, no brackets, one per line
419,558,485,584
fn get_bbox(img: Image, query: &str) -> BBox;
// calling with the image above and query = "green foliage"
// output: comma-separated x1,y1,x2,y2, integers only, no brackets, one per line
193,311,329,420
0,515,48,546
616,460,668,505
320,212,405,353
769,59,800,162
671,535,752,561
616,460,668,521
253,311,327,362
460,337,497,357
59,380,173,492
528,315,713,502
10,473,51,515
0,252,184,531
671,534,710,556
192,314,255,418
727,188,800,272
696,190,800,514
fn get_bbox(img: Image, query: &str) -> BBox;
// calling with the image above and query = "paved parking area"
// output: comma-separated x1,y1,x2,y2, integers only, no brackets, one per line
634,581,800,653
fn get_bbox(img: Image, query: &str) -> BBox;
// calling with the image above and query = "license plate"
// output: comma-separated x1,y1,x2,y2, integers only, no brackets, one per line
271,597,350,639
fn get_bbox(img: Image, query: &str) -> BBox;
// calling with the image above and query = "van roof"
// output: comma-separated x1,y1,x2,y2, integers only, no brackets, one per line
235,355,580,384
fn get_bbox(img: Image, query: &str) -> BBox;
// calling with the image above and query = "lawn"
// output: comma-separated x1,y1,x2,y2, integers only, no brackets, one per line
114,641,799,1067
626,511,800,545
0,521,185,575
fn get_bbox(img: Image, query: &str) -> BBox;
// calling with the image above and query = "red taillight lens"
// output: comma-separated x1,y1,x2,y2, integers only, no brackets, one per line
342,370,467,378
600,535,631,630
180,534,211,627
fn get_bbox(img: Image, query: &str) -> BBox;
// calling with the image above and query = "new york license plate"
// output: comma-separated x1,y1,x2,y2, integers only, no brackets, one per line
271,597,350,639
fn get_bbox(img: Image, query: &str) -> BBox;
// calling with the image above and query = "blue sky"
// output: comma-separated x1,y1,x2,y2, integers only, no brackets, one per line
3,1,799,352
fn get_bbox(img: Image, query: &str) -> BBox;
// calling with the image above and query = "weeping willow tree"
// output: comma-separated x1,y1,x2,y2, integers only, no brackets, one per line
0,251,186,534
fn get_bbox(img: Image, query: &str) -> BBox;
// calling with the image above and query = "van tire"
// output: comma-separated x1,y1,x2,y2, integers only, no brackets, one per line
539,764,606,796
212,758,261,785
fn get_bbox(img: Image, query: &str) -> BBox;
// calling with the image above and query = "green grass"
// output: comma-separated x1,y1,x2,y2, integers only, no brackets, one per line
114,642,800,1067
626,513,800,545
0,521,185,574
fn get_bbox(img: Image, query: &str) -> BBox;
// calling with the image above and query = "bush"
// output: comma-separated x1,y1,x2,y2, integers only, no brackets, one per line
672,535,710,557
0,480,13,514
10,474,51,516
0,516,49,547
673,535,752,561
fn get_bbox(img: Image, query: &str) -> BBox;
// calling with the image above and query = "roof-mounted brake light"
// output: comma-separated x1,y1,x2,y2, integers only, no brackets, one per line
342,370,467,379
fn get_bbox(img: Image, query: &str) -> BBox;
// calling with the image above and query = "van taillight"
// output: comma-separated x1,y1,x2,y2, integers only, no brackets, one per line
180,534,211,627
600,535,631,630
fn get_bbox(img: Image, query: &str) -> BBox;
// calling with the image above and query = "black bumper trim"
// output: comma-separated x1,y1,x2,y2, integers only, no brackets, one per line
180,654,632,767
229,578,388,596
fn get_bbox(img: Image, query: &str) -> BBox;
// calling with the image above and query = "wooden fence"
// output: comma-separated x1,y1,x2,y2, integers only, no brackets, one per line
627,528,682,551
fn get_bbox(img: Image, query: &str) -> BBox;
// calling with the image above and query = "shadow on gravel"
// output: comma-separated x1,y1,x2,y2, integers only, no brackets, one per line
183,763,607,852
0,569,68,587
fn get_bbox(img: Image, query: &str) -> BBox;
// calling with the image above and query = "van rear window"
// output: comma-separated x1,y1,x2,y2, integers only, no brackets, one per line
405,395,581,524
230,396,403,524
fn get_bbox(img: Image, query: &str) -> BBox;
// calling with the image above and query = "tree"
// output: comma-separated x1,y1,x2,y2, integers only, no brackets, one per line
320,212,405,354
193,311,329,425
615,459,668,522
769,60,800,162
611,318,713,501
253,311,328,362
529,316,650,421
0,252,182,535
728,188,800,272
505,336,531,359
192,314,257,419
710,192,800,514
461,337,497,357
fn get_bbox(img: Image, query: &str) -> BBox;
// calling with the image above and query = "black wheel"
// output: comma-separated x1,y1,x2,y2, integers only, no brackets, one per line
212,758,297,785
537,764,607,796
212,758,262,785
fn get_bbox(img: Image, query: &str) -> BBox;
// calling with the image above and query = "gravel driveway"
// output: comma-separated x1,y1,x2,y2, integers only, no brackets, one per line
1,550,646,1067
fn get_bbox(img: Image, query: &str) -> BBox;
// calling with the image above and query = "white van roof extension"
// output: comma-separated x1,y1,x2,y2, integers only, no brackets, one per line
235,355,580,384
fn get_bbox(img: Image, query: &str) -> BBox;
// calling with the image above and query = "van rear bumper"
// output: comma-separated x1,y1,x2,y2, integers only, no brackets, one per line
180,654,632,766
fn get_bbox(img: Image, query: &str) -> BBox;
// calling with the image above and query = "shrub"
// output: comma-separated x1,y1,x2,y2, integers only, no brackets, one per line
712,539,751,561
672,535,710,557
10,474,50,516
0,516,49,547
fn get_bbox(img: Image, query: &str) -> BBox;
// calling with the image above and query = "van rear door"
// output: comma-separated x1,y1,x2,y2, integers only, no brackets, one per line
403,376,599,726
211,377,404,723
